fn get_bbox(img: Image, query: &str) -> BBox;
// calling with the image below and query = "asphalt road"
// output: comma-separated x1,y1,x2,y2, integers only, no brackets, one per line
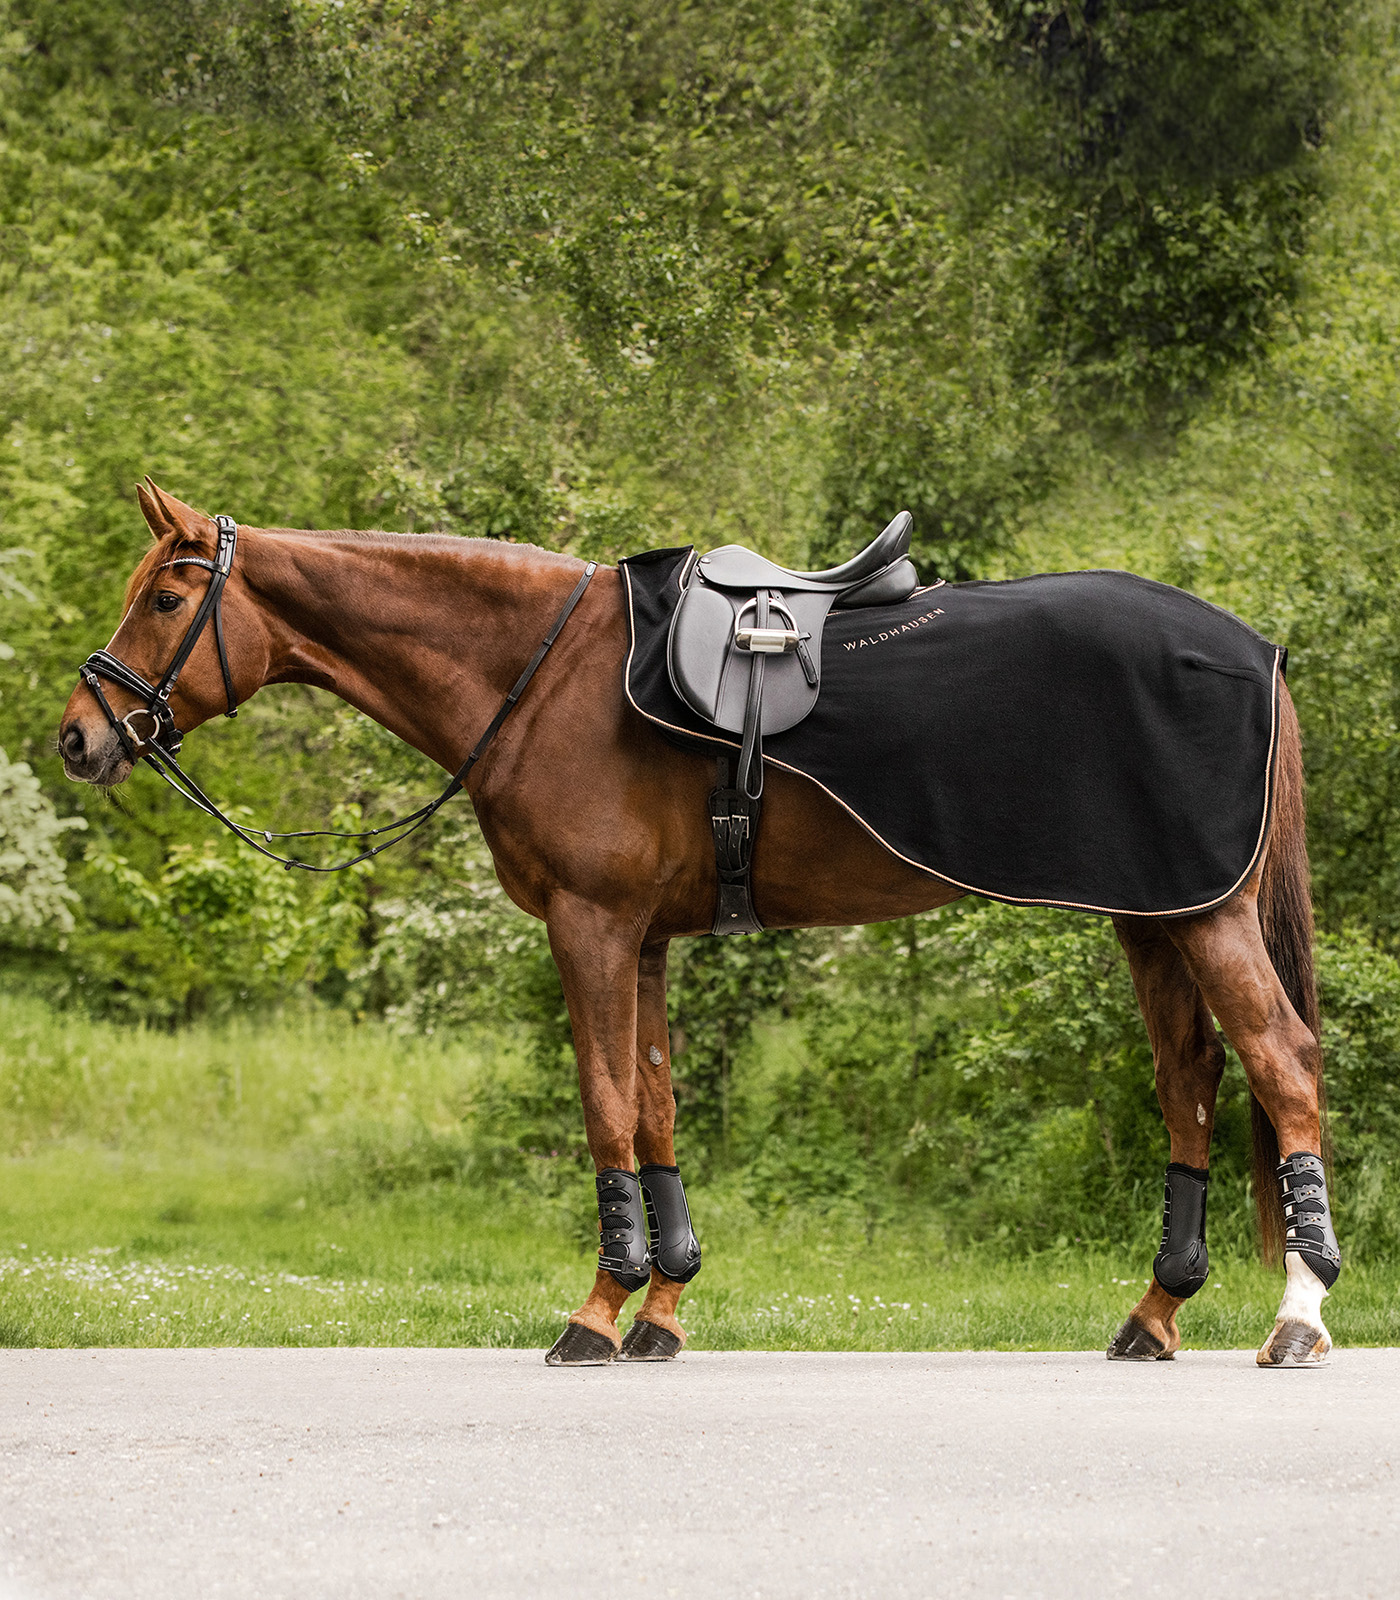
1,1347,1397,1600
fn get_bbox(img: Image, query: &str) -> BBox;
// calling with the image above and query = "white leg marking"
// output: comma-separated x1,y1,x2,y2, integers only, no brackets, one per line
1257,1254,1332,1368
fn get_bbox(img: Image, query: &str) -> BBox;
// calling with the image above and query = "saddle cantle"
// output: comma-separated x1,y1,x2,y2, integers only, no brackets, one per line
665,511,919,935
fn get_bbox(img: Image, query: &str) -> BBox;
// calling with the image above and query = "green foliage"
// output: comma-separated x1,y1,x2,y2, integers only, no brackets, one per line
668,933,796,1169
1315,929,1400,1261
2,0,1399,1272
989,0,1343,401
0,747,84,937
760,908,1181,1249
8,1140,1400,1349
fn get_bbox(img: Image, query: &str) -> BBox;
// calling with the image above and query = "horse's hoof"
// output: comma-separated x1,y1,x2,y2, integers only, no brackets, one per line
1107,1316,1172,1361
617,1319,684,1362
1257,1317,1332,1368
544,1322,618,1366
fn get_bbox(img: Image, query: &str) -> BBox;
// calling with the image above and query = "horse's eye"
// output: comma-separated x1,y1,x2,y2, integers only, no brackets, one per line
154,592,182,613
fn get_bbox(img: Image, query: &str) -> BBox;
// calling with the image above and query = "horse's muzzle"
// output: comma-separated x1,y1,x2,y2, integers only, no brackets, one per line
60,715,134,786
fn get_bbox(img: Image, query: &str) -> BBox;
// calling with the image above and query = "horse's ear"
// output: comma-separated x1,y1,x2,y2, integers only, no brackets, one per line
136,481,173,541
137,479,213,550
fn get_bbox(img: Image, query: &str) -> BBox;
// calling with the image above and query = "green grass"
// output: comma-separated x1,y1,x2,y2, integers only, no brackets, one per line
0,992,524,1153
4,992,1397,1352
4,1145,1399,1351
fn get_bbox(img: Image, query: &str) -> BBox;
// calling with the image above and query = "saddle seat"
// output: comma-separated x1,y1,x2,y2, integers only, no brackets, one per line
690,510,917,607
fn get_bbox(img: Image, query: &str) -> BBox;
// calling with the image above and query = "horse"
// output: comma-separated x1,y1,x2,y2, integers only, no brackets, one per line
58,483,1339,1367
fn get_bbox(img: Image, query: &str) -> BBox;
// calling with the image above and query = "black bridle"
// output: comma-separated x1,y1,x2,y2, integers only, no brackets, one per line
77,515,597,871
82,514,241,765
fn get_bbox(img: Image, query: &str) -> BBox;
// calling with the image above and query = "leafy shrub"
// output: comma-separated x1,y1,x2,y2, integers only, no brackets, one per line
0,747,84,938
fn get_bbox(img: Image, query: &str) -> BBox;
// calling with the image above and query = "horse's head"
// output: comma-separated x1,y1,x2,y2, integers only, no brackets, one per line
59,482,264,786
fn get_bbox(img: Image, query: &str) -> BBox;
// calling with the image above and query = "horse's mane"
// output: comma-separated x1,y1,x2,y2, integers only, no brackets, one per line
123,524,572,606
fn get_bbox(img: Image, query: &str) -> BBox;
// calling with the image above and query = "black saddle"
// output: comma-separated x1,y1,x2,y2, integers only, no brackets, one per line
665,511,919,934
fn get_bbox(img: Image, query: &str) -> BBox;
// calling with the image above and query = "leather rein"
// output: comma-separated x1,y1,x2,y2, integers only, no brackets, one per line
76,516,597,872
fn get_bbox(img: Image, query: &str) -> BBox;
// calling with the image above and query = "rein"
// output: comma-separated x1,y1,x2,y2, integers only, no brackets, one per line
77,517,598,871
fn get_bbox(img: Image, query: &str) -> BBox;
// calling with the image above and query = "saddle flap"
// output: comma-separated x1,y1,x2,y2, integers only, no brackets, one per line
668,581,834,735
666,579,733,722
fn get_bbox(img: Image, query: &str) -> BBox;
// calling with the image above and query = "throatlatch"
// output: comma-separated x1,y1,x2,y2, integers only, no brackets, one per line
1277,1152,1341,1289
1152,1162,1211,1299
639,1164,703,1284
596,1168,651,1292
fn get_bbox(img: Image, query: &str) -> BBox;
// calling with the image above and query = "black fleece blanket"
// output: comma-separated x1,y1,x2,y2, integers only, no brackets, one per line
620,549,1284,917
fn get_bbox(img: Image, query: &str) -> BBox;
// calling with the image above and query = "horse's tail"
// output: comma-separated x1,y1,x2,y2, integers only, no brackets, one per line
1254,681,1325,1264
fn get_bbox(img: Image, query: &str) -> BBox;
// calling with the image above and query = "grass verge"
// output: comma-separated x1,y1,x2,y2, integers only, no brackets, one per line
3,1146,1398,1351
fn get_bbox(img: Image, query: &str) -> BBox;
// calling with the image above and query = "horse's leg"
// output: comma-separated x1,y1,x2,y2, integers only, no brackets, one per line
1167,888,1338,1366
542,897,650,1367
1108,917,1226,1361
618,940,702,1362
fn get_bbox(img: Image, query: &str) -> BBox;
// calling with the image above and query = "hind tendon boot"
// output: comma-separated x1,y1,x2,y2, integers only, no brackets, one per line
1275,1151,1341,1289
1258,1152,1339,1369
617,1320,684,1362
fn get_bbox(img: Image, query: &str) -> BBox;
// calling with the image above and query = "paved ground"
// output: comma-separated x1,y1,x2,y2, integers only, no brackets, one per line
1,1348,1397,1600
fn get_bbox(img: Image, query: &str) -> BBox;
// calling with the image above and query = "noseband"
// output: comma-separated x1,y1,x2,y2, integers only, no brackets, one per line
75,515,597,872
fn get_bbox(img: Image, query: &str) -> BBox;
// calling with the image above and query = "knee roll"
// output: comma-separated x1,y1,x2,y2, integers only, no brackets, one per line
1277,1151,1341,1290
639,1163,703,1284
1153,1162,1211,1299
596,1168,651,1292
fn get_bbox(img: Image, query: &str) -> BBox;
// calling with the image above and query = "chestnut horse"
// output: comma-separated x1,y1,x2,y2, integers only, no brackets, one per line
59,486,1338,1366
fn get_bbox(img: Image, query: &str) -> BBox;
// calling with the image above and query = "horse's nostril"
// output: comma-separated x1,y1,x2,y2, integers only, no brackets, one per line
61,722,86,761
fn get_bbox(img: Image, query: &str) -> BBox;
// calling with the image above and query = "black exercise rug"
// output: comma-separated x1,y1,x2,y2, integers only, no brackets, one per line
620,549,1284,917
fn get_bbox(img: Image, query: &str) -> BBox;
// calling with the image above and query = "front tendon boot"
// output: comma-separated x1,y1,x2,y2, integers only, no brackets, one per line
544,1168,652,1366
619,1164,702,1362
639,1164,703,1284
1258,1151,1340,1368
596,1167,652,1293
1108,1162,1208,1361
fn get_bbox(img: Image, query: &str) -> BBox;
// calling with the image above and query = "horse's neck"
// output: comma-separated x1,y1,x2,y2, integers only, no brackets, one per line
241,530,580,772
